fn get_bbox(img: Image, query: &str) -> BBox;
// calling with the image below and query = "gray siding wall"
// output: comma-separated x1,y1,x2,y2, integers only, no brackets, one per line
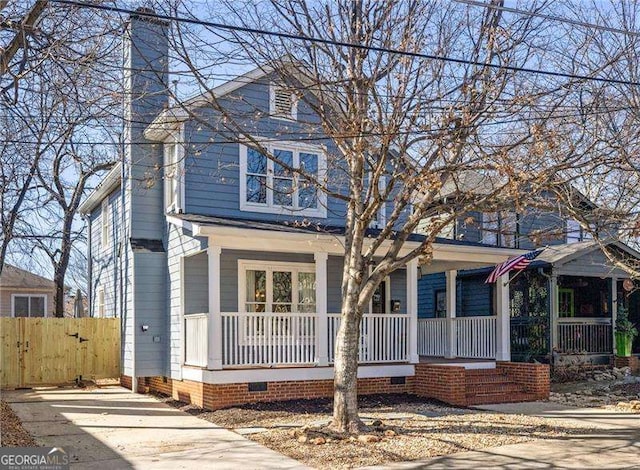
89,188,122,319
327,255,344,313
166,223,208,379
133,252,167,377
557,249,630,278
518,210,565,249
184,251,208,314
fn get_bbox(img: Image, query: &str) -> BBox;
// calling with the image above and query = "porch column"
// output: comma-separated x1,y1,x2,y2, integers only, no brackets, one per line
314,252,329,366
549,273,559,351
611,277,618,355
445,270,457,358
406,259,419,363
207,244,222,370
495,273,511,361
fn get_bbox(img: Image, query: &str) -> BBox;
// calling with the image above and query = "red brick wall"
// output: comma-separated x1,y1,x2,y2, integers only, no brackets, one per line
613,355,640,373
133,375,413,410
413,364,467,406
496,362,550,400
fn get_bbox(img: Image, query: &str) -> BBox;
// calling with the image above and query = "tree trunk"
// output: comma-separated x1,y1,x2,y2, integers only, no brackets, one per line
332,286,365,433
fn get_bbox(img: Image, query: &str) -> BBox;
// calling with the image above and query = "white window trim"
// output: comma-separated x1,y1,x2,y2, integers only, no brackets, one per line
101,198,110,252
164,126,185,213
269,83,298,121
11,294,47,318
370,176,387,229
237,260,317,345
239,139,328,218
97,287,105,318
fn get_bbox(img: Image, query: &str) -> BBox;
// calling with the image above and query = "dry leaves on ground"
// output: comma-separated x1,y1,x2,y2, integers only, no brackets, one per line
1,400,37,447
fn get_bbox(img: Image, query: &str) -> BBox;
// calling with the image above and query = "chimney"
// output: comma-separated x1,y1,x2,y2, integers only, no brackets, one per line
123,7,169,240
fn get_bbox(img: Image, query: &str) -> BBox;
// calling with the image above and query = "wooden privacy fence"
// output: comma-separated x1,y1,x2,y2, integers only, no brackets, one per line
1,318,120,388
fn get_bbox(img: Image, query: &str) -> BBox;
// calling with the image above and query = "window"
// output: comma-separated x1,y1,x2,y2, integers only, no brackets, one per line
12,295,46,318
239,142,326,217
164,131,184,212
269,84,297,120
370,176,387,229
241,261,316,313
482,211,518,247
101,199,110,250
97,288,105,318
566,219,595,243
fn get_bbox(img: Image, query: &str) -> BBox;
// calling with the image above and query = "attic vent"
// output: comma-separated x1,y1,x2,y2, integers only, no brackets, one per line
271,85,296,120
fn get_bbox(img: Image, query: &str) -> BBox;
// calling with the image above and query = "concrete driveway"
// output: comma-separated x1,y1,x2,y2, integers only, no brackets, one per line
362,402,640,469
2,386,307,470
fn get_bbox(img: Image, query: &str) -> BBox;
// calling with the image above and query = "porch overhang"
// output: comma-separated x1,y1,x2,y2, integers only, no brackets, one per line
167,213,525,263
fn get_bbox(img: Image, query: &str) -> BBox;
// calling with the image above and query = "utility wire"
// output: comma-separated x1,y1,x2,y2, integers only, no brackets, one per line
49,0,640,87
453,0,640,37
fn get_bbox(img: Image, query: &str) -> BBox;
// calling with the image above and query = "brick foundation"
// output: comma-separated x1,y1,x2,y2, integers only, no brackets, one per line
496,361,550,400
413,364,467,406
122,374,413,410
122,361,550,409
613,355,640,374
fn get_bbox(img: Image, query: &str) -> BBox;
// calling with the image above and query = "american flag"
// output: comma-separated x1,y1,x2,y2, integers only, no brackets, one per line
485,249,544,284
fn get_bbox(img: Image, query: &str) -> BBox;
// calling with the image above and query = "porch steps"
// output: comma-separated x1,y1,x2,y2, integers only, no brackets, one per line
464,369,537,405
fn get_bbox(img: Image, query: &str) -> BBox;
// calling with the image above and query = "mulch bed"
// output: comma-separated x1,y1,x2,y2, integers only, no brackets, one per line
157,393,593,469
1,400,37,447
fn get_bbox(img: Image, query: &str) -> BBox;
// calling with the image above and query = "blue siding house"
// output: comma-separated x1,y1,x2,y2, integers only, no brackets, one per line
79,8,637,408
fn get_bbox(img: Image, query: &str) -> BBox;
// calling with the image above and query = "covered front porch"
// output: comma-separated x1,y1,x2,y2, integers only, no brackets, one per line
174,215,522,372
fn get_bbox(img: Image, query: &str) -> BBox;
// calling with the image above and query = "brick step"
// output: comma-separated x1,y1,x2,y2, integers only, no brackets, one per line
466,392,539,405
465,375,513,385
466,383,526,396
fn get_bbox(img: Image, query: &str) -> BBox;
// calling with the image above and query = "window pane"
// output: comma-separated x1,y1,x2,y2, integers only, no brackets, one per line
298,182,317,209
273,271,292,303
273,149,293,177
300,153,318,174
246,175,267,203
14,297,29,317
298,272,316,312
246,270,266,303
30,297,45,317
273,178,293,206
247,148,267,174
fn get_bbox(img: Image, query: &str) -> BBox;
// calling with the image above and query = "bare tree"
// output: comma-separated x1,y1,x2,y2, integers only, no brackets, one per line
1,1,121,313
152,0,637,432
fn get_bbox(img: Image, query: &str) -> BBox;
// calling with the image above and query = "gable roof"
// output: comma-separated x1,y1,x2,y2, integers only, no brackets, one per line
144,64,275,141
0,265,55,290
530,239,640,270
78,162,121,215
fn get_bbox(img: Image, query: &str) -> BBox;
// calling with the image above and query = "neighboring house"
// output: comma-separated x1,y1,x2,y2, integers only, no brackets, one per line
79,9,550,409
418,192,640,366
0,265,56,317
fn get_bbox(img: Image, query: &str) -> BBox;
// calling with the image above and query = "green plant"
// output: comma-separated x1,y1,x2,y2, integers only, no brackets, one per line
616,306,639,338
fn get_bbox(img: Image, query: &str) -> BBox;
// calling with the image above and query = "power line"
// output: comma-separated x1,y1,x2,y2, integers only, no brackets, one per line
50,0,640,88
453,0,640,37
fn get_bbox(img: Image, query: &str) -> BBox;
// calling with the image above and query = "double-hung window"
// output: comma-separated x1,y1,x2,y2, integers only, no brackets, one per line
240,141,326,217
12,294,46,317
482,211,518,247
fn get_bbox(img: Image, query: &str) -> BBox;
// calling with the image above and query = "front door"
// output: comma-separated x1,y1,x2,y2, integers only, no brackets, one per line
371,279,388,313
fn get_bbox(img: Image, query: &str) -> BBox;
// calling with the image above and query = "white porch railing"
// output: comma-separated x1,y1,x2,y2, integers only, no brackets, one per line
455,316,497,359
417,318,447,356
184,314,208,367
221,312,317,367
417,316,497,359
327,313,409,364
557,318,612,354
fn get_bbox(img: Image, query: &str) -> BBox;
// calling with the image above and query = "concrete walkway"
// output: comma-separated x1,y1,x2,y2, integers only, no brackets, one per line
3,386,307,470
362,402,640,469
